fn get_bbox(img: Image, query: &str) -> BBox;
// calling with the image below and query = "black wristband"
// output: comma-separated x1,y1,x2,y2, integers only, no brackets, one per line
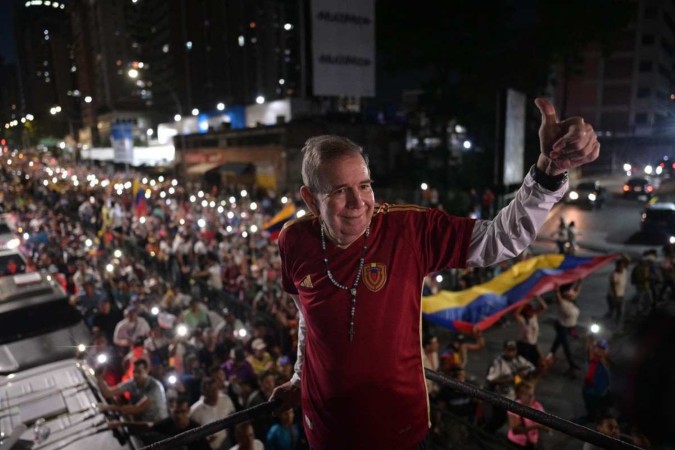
530,165,567,191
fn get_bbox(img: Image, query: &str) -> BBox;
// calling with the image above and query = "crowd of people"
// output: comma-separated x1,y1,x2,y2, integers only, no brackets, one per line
0,156,306,449
0,142,662,449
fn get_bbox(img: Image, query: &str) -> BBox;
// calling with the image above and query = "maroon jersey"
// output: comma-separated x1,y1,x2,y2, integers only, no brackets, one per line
279,204,475,450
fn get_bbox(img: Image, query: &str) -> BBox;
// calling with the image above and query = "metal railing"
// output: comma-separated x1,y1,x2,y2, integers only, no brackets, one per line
139,369,642,450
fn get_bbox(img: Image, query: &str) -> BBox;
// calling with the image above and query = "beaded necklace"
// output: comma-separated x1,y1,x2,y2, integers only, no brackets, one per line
320,223,370,342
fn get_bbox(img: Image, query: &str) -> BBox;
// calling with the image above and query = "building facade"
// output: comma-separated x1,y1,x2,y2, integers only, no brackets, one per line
552,0,675,169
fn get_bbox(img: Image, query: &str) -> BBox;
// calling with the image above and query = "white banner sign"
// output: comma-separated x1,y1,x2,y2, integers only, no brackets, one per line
311,0,375,97
503,89,526,186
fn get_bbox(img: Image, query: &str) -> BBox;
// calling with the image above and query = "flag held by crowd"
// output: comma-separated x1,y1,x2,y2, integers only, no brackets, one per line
422,254,618,333
263,203,296,240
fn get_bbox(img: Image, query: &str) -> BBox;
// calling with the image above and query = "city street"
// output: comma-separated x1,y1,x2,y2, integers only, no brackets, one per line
431,173,674,449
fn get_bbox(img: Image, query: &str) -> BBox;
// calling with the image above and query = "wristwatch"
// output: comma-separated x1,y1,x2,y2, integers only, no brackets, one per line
530,165,568,191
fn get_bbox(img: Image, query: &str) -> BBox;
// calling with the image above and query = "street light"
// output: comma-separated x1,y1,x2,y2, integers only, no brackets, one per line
174,114,182,122
128,68,139,79
216,102,225,111
256,96,265,104
84,96,92,103
191,108,199,116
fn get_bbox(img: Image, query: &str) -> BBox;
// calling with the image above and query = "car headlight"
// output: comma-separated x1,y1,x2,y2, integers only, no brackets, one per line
568,191,579,200
588,193,597,202
6,238,20,249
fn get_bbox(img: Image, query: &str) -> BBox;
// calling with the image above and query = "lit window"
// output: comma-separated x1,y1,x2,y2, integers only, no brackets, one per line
162,44,169,53
250,22,256,28
186,41,193,50
284,23,293,31
70,66,76,72
238,35,245,47
279,78,285,85
251,37,257,44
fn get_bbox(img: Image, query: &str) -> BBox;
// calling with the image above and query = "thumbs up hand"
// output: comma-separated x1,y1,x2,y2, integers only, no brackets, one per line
534,98,600,176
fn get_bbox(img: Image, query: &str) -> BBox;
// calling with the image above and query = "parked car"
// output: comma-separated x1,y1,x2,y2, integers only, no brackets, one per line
641,202,675,237
565,181,606,208
623,177,654,200
0,359,139,450
0,272,90,374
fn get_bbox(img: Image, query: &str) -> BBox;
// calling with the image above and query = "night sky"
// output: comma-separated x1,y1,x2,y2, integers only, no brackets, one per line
0,0,16,63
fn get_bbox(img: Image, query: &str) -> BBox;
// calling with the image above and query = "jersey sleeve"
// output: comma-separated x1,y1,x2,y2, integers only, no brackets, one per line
418,208,476,272
278,227,299,295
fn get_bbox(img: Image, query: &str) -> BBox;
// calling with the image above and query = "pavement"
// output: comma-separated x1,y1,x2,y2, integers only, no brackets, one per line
429,173,663,449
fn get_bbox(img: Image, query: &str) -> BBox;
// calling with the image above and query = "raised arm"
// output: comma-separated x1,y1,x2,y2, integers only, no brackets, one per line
466,98,599,268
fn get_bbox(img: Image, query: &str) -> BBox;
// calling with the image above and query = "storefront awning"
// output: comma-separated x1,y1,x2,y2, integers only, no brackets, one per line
186,162,221,175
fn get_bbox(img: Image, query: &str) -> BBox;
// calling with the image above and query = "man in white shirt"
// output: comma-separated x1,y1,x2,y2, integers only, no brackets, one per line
190,376,236,449
606,259,628,323
113,305,151,351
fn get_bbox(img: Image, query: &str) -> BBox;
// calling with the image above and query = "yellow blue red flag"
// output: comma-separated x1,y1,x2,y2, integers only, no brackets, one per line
263,203,296,240
422,254,618,333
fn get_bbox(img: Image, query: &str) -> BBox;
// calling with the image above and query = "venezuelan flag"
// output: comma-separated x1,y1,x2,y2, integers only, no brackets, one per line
422,254,618,333
264,203,296,240
135,186,148,218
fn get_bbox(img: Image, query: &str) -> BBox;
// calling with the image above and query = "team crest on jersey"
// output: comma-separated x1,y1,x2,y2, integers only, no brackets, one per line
300,275,313,288
363,263,387,292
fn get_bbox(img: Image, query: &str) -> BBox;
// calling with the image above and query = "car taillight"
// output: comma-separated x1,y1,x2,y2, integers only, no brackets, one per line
623,185,629,192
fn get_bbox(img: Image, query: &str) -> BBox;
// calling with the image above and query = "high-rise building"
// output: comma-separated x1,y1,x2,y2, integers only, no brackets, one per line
14,0,78,138
0,60,20,127
552,0,675,166
67,0,305,145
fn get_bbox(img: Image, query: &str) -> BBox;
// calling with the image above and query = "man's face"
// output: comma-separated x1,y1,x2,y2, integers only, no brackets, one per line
205,383,219,403
301,155,375,246
171,402,191,428
260,374,276,393
132,364,148,385
503,347,517,361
